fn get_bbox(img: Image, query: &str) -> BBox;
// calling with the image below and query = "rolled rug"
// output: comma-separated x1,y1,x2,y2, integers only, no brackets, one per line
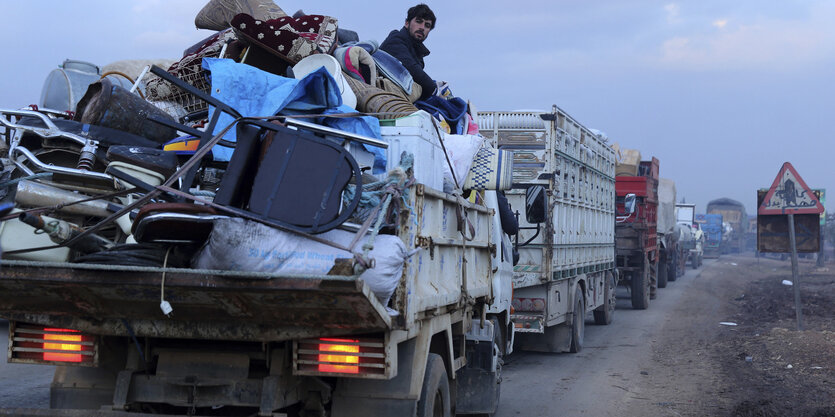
344,77,417,118
195,0,287,31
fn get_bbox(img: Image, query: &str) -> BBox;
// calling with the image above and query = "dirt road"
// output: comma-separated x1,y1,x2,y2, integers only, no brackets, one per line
497,254,834,417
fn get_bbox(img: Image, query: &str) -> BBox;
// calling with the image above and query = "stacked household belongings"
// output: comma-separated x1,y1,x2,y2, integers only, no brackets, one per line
0,0,512,312
612,143,641,176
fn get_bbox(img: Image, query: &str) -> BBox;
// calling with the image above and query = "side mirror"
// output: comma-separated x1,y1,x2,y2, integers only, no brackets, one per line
624,194,636,215
525,185,547,224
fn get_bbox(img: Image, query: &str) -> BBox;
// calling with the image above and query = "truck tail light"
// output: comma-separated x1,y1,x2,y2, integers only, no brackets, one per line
318,338,360,374
43,328,83,362
512,297,546,312
294,337,386,378
8,323,97,366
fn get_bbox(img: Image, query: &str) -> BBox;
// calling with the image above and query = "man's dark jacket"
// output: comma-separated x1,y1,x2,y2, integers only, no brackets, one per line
380,27,434,101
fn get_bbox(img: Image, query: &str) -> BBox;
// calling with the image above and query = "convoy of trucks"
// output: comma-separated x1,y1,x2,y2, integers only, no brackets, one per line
0,96,704,414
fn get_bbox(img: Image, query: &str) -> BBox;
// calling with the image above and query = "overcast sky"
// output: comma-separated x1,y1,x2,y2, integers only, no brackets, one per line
2,0,833,216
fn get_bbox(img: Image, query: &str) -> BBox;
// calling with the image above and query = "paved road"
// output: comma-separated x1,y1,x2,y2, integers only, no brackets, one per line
0,321,53,408
496,260,713,417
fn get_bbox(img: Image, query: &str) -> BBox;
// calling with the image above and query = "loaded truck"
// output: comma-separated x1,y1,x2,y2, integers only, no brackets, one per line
0,114,515,416
706,198,748,253
615,157,659,309
477,106,618,353
675,203,703,268
656,178,678,288
695,213,723,258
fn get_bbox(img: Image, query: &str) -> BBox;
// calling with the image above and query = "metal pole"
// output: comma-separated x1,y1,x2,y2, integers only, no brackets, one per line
787,213,804,331
817,226,825,267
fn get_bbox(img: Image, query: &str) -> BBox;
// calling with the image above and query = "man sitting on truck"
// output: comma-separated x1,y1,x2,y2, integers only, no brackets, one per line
380,4,438,101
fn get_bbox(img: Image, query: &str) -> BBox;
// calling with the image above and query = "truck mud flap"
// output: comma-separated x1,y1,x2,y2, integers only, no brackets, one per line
0,261,391,342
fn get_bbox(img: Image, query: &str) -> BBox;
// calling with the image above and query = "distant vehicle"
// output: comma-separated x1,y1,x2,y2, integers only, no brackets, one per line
675,203,703,268
657,179,679,288
616,157,660,309
696,213,723,258
706,198,748,253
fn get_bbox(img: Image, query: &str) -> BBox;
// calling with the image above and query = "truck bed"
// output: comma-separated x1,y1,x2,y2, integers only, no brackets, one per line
0,186,496,342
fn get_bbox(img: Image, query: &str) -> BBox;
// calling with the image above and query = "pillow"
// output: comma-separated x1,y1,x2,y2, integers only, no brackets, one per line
464,147,514,191
194,0,287,31
231,13,338,64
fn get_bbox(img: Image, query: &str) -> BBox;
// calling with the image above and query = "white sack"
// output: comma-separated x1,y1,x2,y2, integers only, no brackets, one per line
440,133,484,186
194,218,409,305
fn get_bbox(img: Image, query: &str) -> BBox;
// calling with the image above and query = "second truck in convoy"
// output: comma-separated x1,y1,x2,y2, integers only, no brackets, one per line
478,106,618,352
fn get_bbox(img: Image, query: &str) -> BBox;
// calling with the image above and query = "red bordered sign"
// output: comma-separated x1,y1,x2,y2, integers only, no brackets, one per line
758,162,824,215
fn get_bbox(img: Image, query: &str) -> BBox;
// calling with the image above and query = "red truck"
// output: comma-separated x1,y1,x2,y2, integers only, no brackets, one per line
615,158,659,309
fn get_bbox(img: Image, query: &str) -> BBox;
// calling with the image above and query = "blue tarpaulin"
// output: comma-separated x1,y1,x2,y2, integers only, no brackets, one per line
202,58,384,168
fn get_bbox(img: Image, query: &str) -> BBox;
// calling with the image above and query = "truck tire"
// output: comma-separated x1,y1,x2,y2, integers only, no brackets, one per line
630,269,650,310
569,288,585,353
593,273,615,325
667,252,677,282
418,353,451,417
657,258,668,289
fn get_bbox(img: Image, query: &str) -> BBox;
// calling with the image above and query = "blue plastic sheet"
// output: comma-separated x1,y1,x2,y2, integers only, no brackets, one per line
202,58,383,167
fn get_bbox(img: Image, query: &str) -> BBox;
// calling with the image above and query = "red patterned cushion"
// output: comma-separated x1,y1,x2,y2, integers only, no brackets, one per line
231,13,338,63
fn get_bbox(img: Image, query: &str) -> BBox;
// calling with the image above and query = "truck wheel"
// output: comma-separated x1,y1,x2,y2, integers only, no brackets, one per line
569,288,585,353
657,259,668,289
593,273,615,325
418,354,451,417
630,270,650,310
667,252,677,282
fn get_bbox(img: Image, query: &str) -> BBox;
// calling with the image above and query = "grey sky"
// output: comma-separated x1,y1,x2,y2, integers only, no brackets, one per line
2,0,833,215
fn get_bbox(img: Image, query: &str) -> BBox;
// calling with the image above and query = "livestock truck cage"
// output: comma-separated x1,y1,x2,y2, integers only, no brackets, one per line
478,106,618,353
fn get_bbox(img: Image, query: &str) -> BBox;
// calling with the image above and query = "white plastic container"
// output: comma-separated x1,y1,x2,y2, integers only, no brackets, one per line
380,111,445,190
0,209,70,262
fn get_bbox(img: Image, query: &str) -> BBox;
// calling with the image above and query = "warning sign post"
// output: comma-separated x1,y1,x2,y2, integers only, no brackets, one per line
757,162,823,331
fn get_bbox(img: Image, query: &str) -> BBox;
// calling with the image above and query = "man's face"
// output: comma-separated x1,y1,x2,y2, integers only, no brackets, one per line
404,17,433,42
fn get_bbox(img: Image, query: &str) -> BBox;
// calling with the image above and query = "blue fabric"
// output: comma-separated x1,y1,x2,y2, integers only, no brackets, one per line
415,96,469,135
341,40,414,95
202,58,383,166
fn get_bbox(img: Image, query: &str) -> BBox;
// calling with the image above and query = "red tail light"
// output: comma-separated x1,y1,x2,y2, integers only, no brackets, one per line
43,328,83,362
8,323,97,366
294,336,387,378
318,338,360,374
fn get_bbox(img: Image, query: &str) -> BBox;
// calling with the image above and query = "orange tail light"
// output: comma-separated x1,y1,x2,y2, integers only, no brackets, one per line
318,338,360,374
43,328,83,363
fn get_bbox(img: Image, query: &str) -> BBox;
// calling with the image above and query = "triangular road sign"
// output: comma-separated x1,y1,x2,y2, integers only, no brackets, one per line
759,162,824,215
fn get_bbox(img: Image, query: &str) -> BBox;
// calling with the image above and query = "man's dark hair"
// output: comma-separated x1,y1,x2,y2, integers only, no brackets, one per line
406,4,436,28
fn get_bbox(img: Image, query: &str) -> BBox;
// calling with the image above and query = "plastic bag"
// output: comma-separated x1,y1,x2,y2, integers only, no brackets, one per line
194,218,409,306
440,133,485,187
